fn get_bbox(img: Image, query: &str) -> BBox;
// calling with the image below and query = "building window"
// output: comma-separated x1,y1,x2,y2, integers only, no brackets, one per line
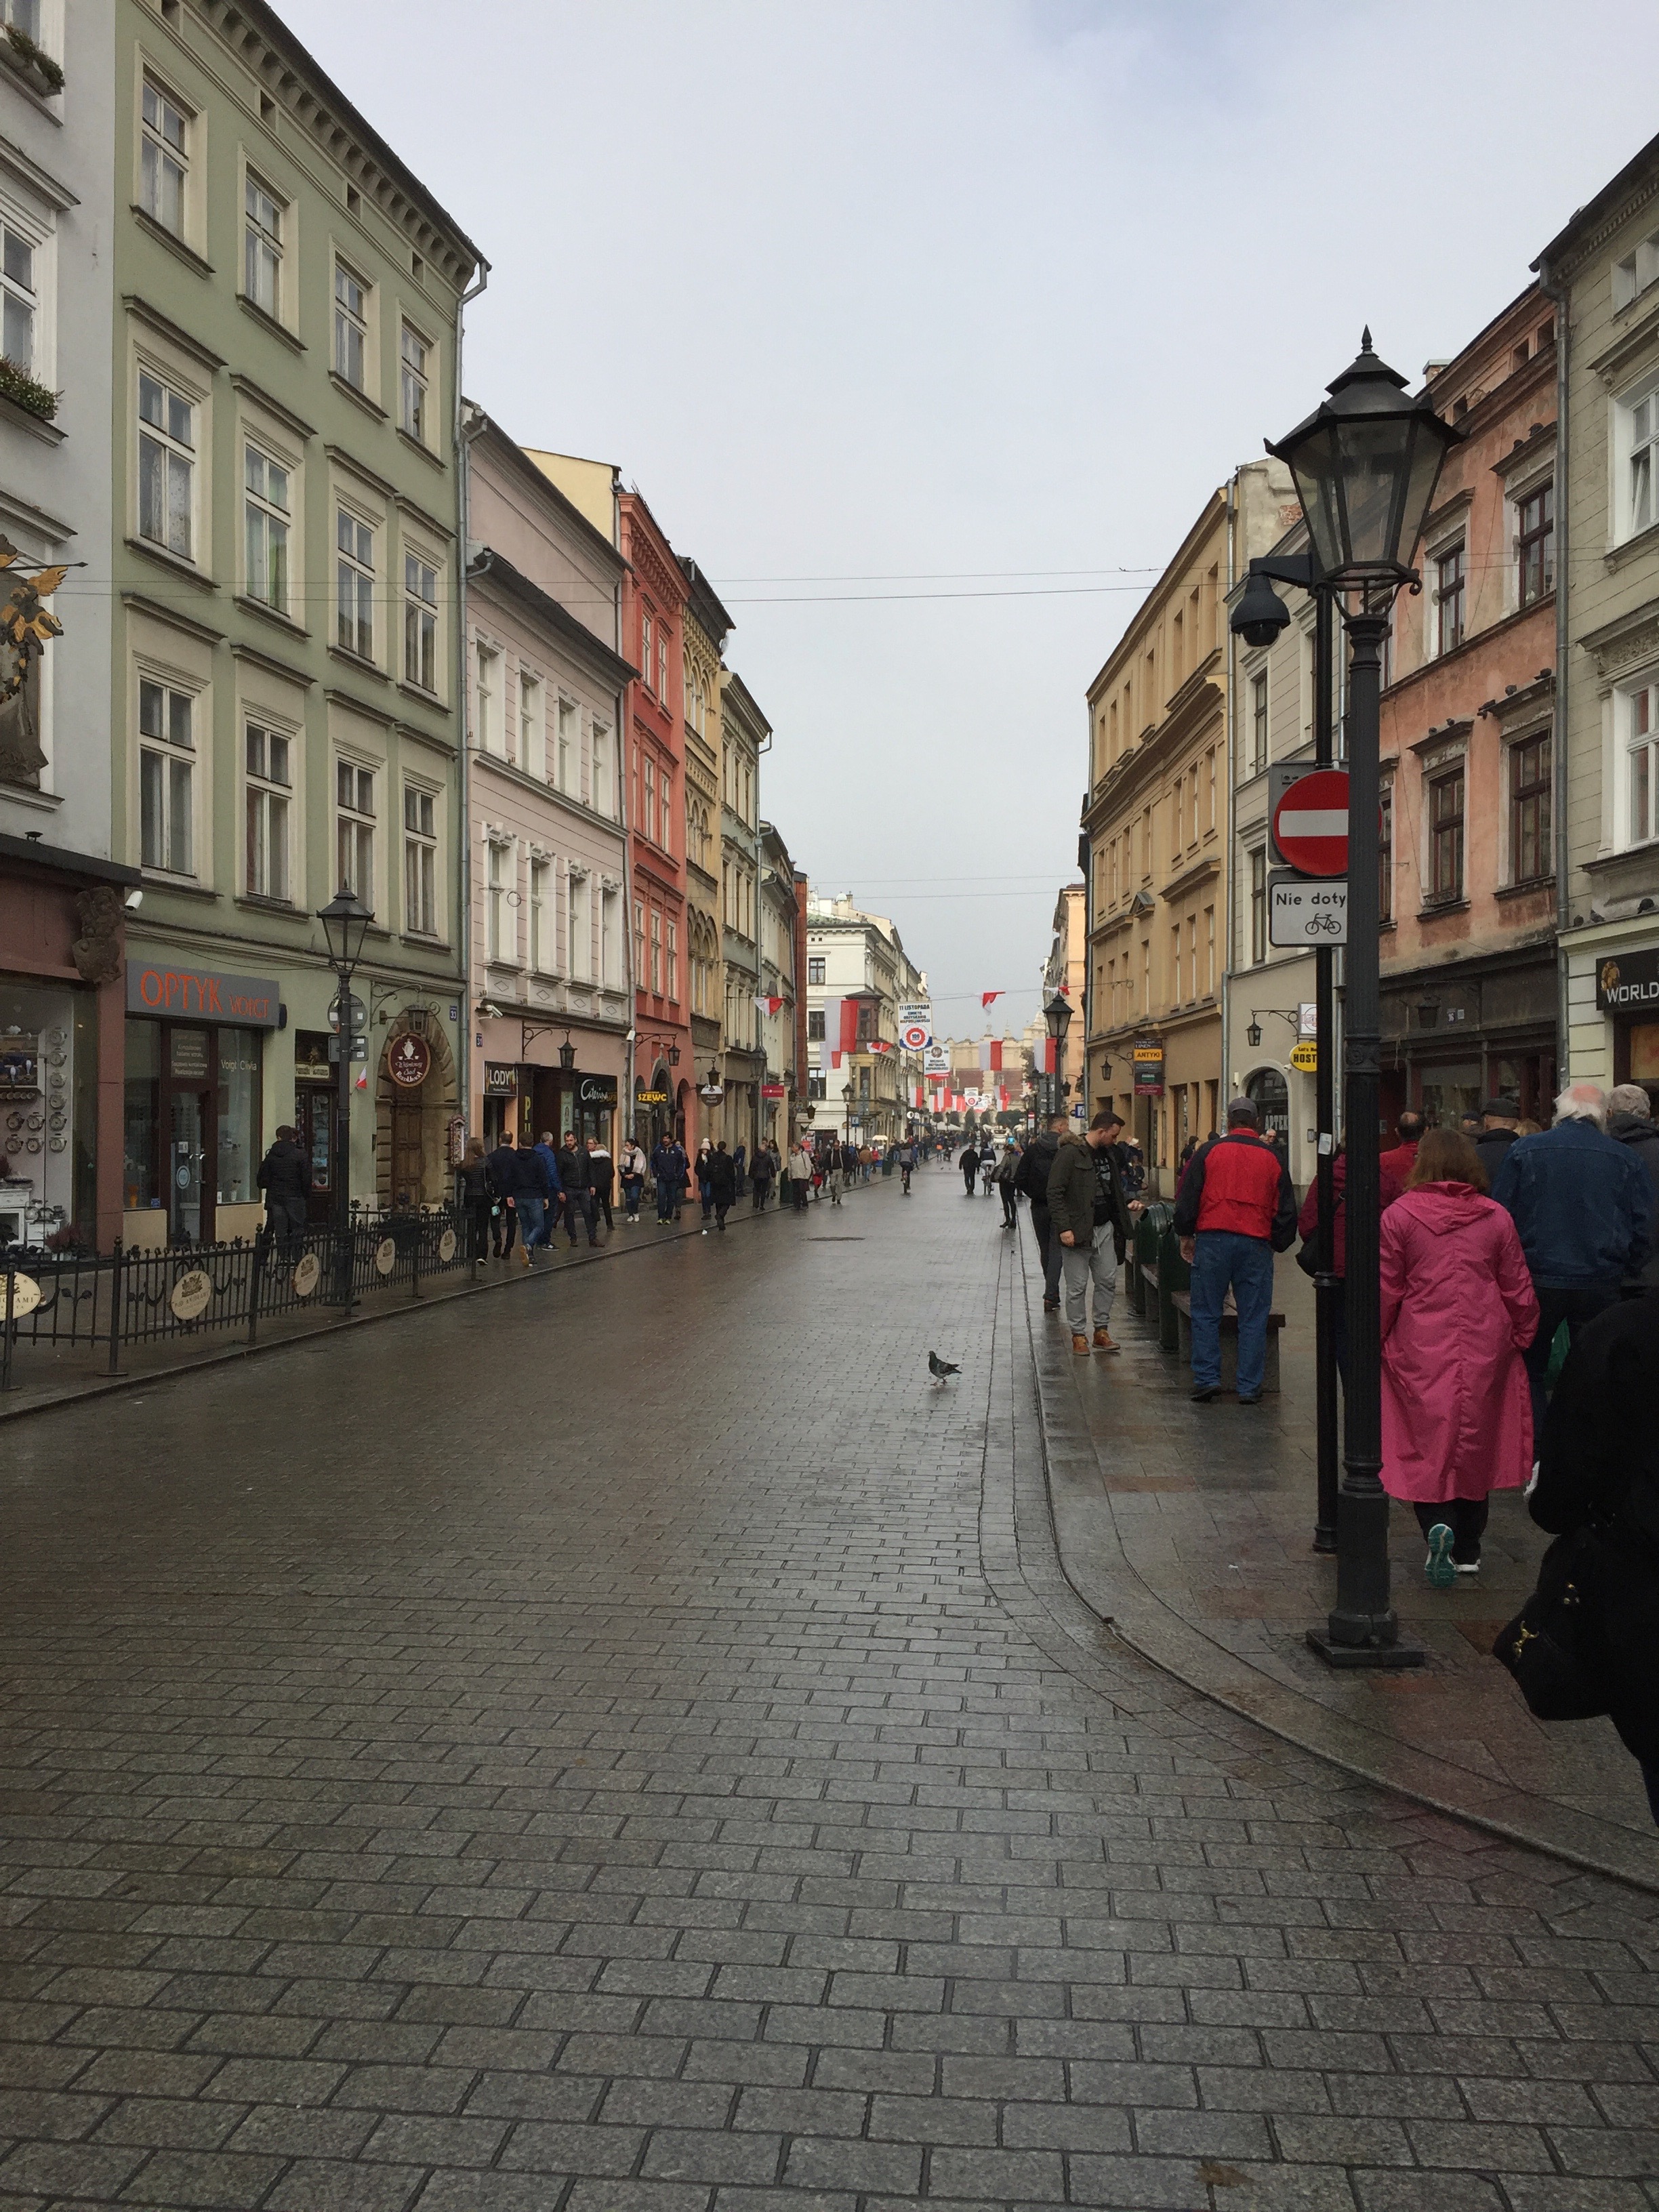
640,612,653,691
807,955,825,985
243,445,290,612
1204,905,1215,996
592,722,613,817
1248,847,1266,964
529,858,550,972
857,1001,876,1044
1629,683,1659,847
1435,544,1465,655
139,678,193,875
633,899,645,991
666,919,678,1002
245,722,289,901
1517,482,1554,607
649,907,662,995
659,762,672,849
556,695,577,793
642,754,655,844
244,173,283,317
2,221,35,375
657,633,668,700
1429,764,1465,901
1510,733,1552,882
1625,387,1659,541
1186,914,1197,1003
568,873,590,982
335,761,375,906
1206,747,1216,830
333,262,368,389
140,79,188,236
474,641,497,752
404,554,437,691
1250,671,1267,775
403,785,436,936
138,371,194,560
1379,783,1393,923
399,324,429,443
517,672,541,776
601,887,620,986
335,510,374,659
486,840,509,962
807,1008,825,1040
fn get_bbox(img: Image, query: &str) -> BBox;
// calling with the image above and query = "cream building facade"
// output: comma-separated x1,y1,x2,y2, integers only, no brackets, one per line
804,893,926,1144
1536,134,1659,1104
1080,460,1293,1195
679,562,726,1115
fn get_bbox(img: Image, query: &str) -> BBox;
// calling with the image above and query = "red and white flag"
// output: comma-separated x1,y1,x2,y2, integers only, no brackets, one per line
981,990,1002,1008
979,1038,1003,1073
752,994,783,1017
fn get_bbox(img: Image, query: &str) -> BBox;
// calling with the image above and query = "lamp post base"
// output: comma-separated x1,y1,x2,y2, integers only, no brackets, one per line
1305,1628,1424,1671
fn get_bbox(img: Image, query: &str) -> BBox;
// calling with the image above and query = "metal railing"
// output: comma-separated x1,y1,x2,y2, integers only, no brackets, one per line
0,1204,471,1391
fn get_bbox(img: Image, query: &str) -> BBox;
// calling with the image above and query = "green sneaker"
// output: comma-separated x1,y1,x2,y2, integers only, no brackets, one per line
1424,1523,1456,1589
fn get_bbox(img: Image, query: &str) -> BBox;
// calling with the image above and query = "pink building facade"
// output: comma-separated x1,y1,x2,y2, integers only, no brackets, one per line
464,412,634,1151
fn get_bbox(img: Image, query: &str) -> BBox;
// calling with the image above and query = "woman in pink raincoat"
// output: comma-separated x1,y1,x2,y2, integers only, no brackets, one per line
1378,1126,1539,1586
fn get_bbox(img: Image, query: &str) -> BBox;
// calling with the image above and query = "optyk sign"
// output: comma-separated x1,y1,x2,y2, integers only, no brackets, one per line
127,961,281,1027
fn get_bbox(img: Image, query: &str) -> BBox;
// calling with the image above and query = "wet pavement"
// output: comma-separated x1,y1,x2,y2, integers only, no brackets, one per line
4,1162,1659,2211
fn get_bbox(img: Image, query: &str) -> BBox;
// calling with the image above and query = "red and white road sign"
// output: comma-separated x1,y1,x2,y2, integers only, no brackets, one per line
1272,769,1349,877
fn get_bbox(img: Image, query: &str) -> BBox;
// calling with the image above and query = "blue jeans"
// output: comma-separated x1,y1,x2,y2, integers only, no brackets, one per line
655,1176,678,1221
517,1193,548,1251
1189,1230,1275,1397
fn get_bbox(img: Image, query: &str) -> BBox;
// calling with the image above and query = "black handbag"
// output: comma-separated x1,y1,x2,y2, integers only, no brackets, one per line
1492,1524,1611,1722
1294,1237,1319,1278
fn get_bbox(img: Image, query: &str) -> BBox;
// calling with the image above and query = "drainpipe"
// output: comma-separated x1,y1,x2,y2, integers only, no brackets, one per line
1537,257,1572,1083
1221,467,1239,1096
453,255,490,1139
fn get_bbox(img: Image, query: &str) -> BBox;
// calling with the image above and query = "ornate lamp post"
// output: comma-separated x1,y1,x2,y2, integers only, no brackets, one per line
1043,990,1073,1123
1265,334,1460,1666
318,884,373,1297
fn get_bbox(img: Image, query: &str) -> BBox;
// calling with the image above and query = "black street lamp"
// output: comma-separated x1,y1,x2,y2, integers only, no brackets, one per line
318,883,373,1296
1265,334,1459,1666
1043,989,1072,1122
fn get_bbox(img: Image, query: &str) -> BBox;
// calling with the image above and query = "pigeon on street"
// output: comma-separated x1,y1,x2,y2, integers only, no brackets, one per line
928,1351,960,1381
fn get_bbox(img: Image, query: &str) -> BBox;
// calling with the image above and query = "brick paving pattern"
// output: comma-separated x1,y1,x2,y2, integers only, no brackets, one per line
2,1161,1659,2209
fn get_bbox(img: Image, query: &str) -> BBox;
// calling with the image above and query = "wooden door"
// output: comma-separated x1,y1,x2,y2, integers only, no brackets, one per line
390,1095,424,1205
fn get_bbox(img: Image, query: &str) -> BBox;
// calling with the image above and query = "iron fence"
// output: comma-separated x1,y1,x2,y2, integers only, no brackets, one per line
0,1204,471,1391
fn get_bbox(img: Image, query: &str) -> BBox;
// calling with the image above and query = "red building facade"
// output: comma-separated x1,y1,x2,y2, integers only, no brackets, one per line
619,493,695,1147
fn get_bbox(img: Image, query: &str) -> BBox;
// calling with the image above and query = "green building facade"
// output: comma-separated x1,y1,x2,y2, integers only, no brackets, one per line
112,0,481,1248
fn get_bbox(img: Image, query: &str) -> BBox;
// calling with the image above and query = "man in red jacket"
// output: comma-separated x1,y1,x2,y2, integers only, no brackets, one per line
1172,1097,1298,1404
1378,1110,1424,1189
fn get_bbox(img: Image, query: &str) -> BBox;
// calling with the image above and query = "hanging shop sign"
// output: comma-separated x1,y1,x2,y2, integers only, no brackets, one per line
1597,947,1659,1014
577,1074,618,1105
1132,1040,1164,1095
129,962,281,1026
448,1115,467,1166
762,1082,786,1099
387,1034,432,1088
483,1063,518,1097
1289,1040,1319,1073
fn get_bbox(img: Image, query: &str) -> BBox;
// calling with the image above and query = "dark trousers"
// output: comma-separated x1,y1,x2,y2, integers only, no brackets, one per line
592,1185,613,1229
259,1195,307,1263
495,1203,517,1256
752,1179,771,1211
714,1202,730,1231
566,1189,596,1245
962,1164,977,1194
655,1176,677,1222
1031,1206,1064,1303
1000,1184,1018,1225
1412,1496,1489,1565
1523,1282,1620,1429
466,1197,491,1262
790,1178,808,1210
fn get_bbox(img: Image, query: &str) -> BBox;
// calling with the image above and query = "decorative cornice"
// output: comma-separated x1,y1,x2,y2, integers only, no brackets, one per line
123,294,225,374
1588,300,1659,390
230,372,316,443
1578,599,1659,683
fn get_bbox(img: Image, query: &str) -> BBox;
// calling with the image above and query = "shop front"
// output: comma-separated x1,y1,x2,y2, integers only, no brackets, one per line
291,1031,340,1225
123,956,280,1250
1380,948,1557,1130
0,835,136,1256
1597,940,1659,1109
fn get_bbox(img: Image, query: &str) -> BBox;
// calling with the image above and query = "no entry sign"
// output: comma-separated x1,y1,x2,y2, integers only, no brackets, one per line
1271,767,1349,876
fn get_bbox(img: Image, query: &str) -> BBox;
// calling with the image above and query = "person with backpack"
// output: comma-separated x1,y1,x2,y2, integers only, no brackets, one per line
1047,1110,1134,1356
1019,1113,1069,1311
706,1140,737,1231
992,1138,1023,1228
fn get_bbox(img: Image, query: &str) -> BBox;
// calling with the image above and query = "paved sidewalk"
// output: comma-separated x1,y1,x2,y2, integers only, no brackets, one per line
9,1172,1659,2211
0,1179,862,1423
1019,1214,1659,1887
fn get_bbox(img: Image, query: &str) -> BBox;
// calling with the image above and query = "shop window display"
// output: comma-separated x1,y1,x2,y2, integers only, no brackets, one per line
1,979,96,1250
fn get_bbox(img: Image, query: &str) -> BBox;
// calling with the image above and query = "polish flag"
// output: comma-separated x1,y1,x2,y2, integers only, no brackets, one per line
1037,1038,1057,1074
979,1038,1003,1073
753,994,783,1017
982,991,1002,1008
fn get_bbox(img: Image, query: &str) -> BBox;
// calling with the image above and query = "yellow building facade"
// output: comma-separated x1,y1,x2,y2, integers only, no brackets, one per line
1080,461,1293,1193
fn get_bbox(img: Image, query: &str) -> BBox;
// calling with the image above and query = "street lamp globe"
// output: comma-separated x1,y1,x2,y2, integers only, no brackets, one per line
318,883,373,971
1266,331,1460,584
1042,989,1073,1046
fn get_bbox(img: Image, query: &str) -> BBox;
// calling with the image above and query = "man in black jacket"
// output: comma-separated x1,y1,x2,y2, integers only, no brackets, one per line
1472,1097,1523,1189
560,1130,598,1248
706,1141,738,1231
1017,1113,1069,1311
255,1126,311,1261
1610,1084,1659,1290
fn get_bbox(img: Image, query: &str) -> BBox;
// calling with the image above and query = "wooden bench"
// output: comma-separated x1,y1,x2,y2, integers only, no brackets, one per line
1170,1289,1285,1393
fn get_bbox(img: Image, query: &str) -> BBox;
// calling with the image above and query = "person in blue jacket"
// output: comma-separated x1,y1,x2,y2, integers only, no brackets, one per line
1492,1080,1652,1424
651,1134,689,1225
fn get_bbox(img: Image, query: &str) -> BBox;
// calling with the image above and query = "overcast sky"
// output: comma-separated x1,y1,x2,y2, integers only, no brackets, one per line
282,0,1659,1036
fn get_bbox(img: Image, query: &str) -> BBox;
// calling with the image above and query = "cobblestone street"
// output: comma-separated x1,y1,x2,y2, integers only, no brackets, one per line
5,1167,1659,2211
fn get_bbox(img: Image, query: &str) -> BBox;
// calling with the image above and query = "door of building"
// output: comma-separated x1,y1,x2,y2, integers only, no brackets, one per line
294,1084,335,1225
390,1092,424,1205
164,1025,213,1246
